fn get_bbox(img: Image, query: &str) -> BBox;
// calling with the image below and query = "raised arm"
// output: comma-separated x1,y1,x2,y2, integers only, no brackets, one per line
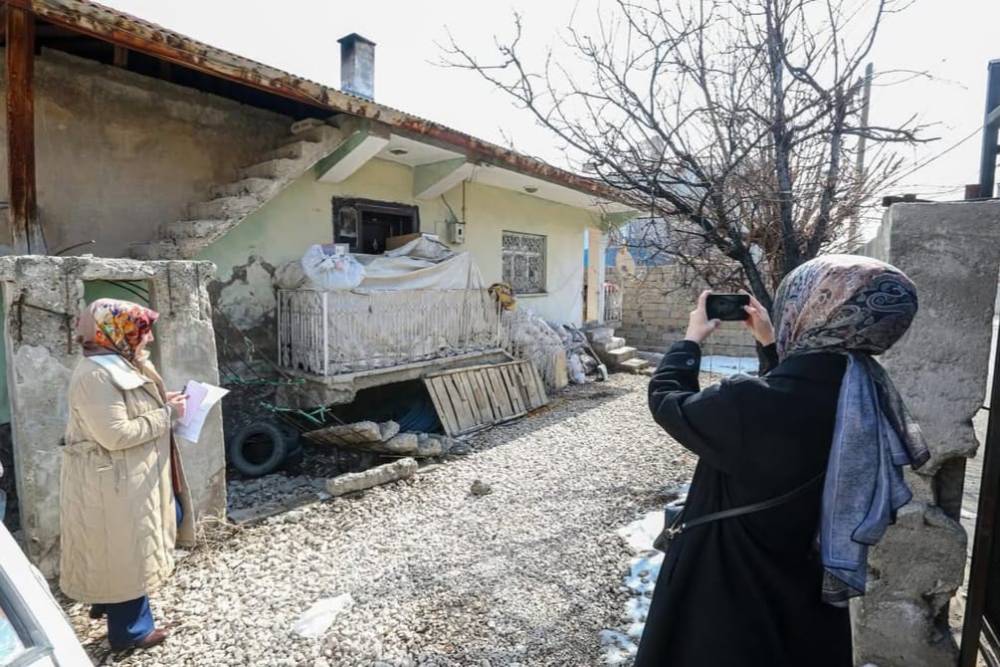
648,340,747,475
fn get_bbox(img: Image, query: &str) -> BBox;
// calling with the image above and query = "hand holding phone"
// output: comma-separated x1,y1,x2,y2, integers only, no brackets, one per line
706,294,750,321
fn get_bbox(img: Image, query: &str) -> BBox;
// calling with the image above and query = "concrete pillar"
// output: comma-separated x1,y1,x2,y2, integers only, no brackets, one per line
149,261,227,524
3,259,84,574
586,227,605,324
854,201,1000,666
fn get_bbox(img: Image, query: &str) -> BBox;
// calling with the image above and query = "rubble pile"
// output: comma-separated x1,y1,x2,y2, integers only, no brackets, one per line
504,309,569,391
304,420,456,458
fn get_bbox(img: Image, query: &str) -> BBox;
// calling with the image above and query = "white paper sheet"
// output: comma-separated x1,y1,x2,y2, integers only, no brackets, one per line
173,381,229,443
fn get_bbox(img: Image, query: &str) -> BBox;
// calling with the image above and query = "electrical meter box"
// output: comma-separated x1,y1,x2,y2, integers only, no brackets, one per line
449,222,466,244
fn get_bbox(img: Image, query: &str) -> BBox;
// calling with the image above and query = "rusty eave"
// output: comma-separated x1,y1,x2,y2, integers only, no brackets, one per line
11,0,635,209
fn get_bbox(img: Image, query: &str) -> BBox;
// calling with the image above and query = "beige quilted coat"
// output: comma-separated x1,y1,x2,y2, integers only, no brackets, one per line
59,355,196,604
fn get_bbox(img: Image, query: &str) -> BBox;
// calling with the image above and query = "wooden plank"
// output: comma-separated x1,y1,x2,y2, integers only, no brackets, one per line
515,362,541,409
434,377,464,437
531,364,549,406
466,371,494,423
456,373,483,423
443,375,476,433
521,361,548,409
113,45,129,67
484,367,513,418
427,377,461,437
470,370,497,422
431,378,462,436
6,6,42,254
500,365,526,414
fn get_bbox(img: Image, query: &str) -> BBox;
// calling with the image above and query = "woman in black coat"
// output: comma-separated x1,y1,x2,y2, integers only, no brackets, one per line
635,256,928,667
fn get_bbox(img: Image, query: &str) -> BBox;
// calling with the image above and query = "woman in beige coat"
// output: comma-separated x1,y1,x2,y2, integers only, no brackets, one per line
60,298,194,651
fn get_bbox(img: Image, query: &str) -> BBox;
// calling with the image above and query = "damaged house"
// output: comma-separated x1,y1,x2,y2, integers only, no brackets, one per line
0,0,639,573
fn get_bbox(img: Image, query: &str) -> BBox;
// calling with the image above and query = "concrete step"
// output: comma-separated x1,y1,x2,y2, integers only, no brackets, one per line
606,346,638,363
261,139,325,162
162,218,233,240
586,325,616,344
593,336,625,353
289,123,339,144
240,158,300,180
619,357,651,374
211,177,277,199
129,239,182,260
188,195,260,220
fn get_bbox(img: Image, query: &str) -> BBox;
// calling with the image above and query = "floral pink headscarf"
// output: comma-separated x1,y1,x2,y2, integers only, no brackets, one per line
76,298,159,362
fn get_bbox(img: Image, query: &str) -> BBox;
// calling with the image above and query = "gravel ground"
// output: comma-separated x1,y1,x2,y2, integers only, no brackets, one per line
62,373,699,667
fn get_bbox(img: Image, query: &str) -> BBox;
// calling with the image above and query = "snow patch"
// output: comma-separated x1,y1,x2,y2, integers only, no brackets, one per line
701,356,759,376
601,511,665,664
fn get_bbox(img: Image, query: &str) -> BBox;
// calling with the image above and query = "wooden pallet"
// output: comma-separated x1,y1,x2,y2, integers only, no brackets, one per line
424,360,548,437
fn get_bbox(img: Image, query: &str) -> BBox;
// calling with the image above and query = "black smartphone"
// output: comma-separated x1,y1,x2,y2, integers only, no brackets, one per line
706,294,750,321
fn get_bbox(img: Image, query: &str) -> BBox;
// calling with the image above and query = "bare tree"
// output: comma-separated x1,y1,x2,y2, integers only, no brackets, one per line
442,0,930,309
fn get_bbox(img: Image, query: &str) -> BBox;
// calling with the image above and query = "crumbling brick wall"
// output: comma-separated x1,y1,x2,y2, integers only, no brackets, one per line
608,265,758,357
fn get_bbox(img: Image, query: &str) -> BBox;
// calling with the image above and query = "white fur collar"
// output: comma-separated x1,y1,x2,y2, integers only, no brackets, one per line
88,355,149,390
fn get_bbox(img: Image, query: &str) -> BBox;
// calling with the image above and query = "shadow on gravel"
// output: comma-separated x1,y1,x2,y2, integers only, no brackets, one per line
461,379,637,456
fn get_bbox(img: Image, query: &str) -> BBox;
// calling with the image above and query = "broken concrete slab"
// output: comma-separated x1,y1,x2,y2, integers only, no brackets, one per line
306,421,399,446
325,457,418,497
383,433,418,455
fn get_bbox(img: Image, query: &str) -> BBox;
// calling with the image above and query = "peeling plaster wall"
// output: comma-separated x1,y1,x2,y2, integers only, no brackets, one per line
1,257,225,576
198,157,598,374
0,48,290,257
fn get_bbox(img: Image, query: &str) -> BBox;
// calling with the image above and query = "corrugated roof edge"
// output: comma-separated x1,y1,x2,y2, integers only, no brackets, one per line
16,0,637,210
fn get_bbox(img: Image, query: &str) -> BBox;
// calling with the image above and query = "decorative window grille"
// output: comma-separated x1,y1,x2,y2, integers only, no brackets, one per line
502,231,546,294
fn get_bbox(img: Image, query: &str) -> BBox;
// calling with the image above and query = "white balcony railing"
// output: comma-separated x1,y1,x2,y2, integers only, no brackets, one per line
603,282,623,323
277,288,509,377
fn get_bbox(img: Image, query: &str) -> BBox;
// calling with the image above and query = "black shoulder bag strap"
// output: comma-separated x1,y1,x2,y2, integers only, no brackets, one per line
667,472,825,540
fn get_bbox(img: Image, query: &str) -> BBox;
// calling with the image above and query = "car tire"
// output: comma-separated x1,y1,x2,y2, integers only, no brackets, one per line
227,421,289,478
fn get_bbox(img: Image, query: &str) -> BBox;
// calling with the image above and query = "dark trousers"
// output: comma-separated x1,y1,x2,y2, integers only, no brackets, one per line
93,498,182,648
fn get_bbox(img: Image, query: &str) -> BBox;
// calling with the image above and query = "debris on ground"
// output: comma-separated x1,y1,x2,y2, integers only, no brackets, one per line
470,479,493,497
305,420,455,458
552,323,607,383
325,457,419,497
65,375,697,666
293,593,355,639
505,308,570,391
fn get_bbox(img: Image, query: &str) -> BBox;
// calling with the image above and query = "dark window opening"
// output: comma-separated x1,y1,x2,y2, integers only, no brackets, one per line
332,198,419,255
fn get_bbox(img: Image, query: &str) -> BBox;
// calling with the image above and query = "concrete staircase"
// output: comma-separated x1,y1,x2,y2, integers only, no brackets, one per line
586,325,651,375
129,119,343,260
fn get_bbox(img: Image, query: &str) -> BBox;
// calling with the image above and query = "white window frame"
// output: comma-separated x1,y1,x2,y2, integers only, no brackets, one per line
501,230,547,295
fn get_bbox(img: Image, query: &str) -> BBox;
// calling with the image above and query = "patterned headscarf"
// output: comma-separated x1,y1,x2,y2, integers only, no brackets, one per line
771,255,929,606
77,298,159,362
772,254,919,360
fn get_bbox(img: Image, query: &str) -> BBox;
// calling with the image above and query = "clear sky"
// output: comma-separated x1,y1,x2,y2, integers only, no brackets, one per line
101,0,1000,206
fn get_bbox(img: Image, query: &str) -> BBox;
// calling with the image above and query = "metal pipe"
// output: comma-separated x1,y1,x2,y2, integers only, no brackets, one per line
977,60,1000,199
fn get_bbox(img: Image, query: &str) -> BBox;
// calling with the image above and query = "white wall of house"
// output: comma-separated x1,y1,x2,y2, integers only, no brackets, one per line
198,155,599,348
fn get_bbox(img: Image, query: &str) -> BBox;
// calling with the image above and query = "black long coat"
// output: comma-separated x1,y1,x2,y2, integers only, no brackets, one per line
634,340,852,667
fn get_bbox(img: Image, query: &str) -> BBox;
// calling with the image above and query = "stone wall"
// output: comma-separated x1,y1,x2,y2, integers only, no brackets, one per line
0,256,226,576
851,200,1000,666
609,264,758,357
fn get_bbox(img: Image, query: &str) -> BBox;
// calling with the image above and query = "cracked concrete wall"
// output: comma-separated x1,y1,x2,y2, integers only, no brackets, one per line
0,47,289,257
853,201,1000,667
0,256,225,576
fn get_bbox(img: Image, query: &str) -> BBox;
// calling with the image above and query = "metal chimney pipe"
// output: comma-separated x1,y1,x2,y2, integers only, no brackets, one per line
338,33,376,100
